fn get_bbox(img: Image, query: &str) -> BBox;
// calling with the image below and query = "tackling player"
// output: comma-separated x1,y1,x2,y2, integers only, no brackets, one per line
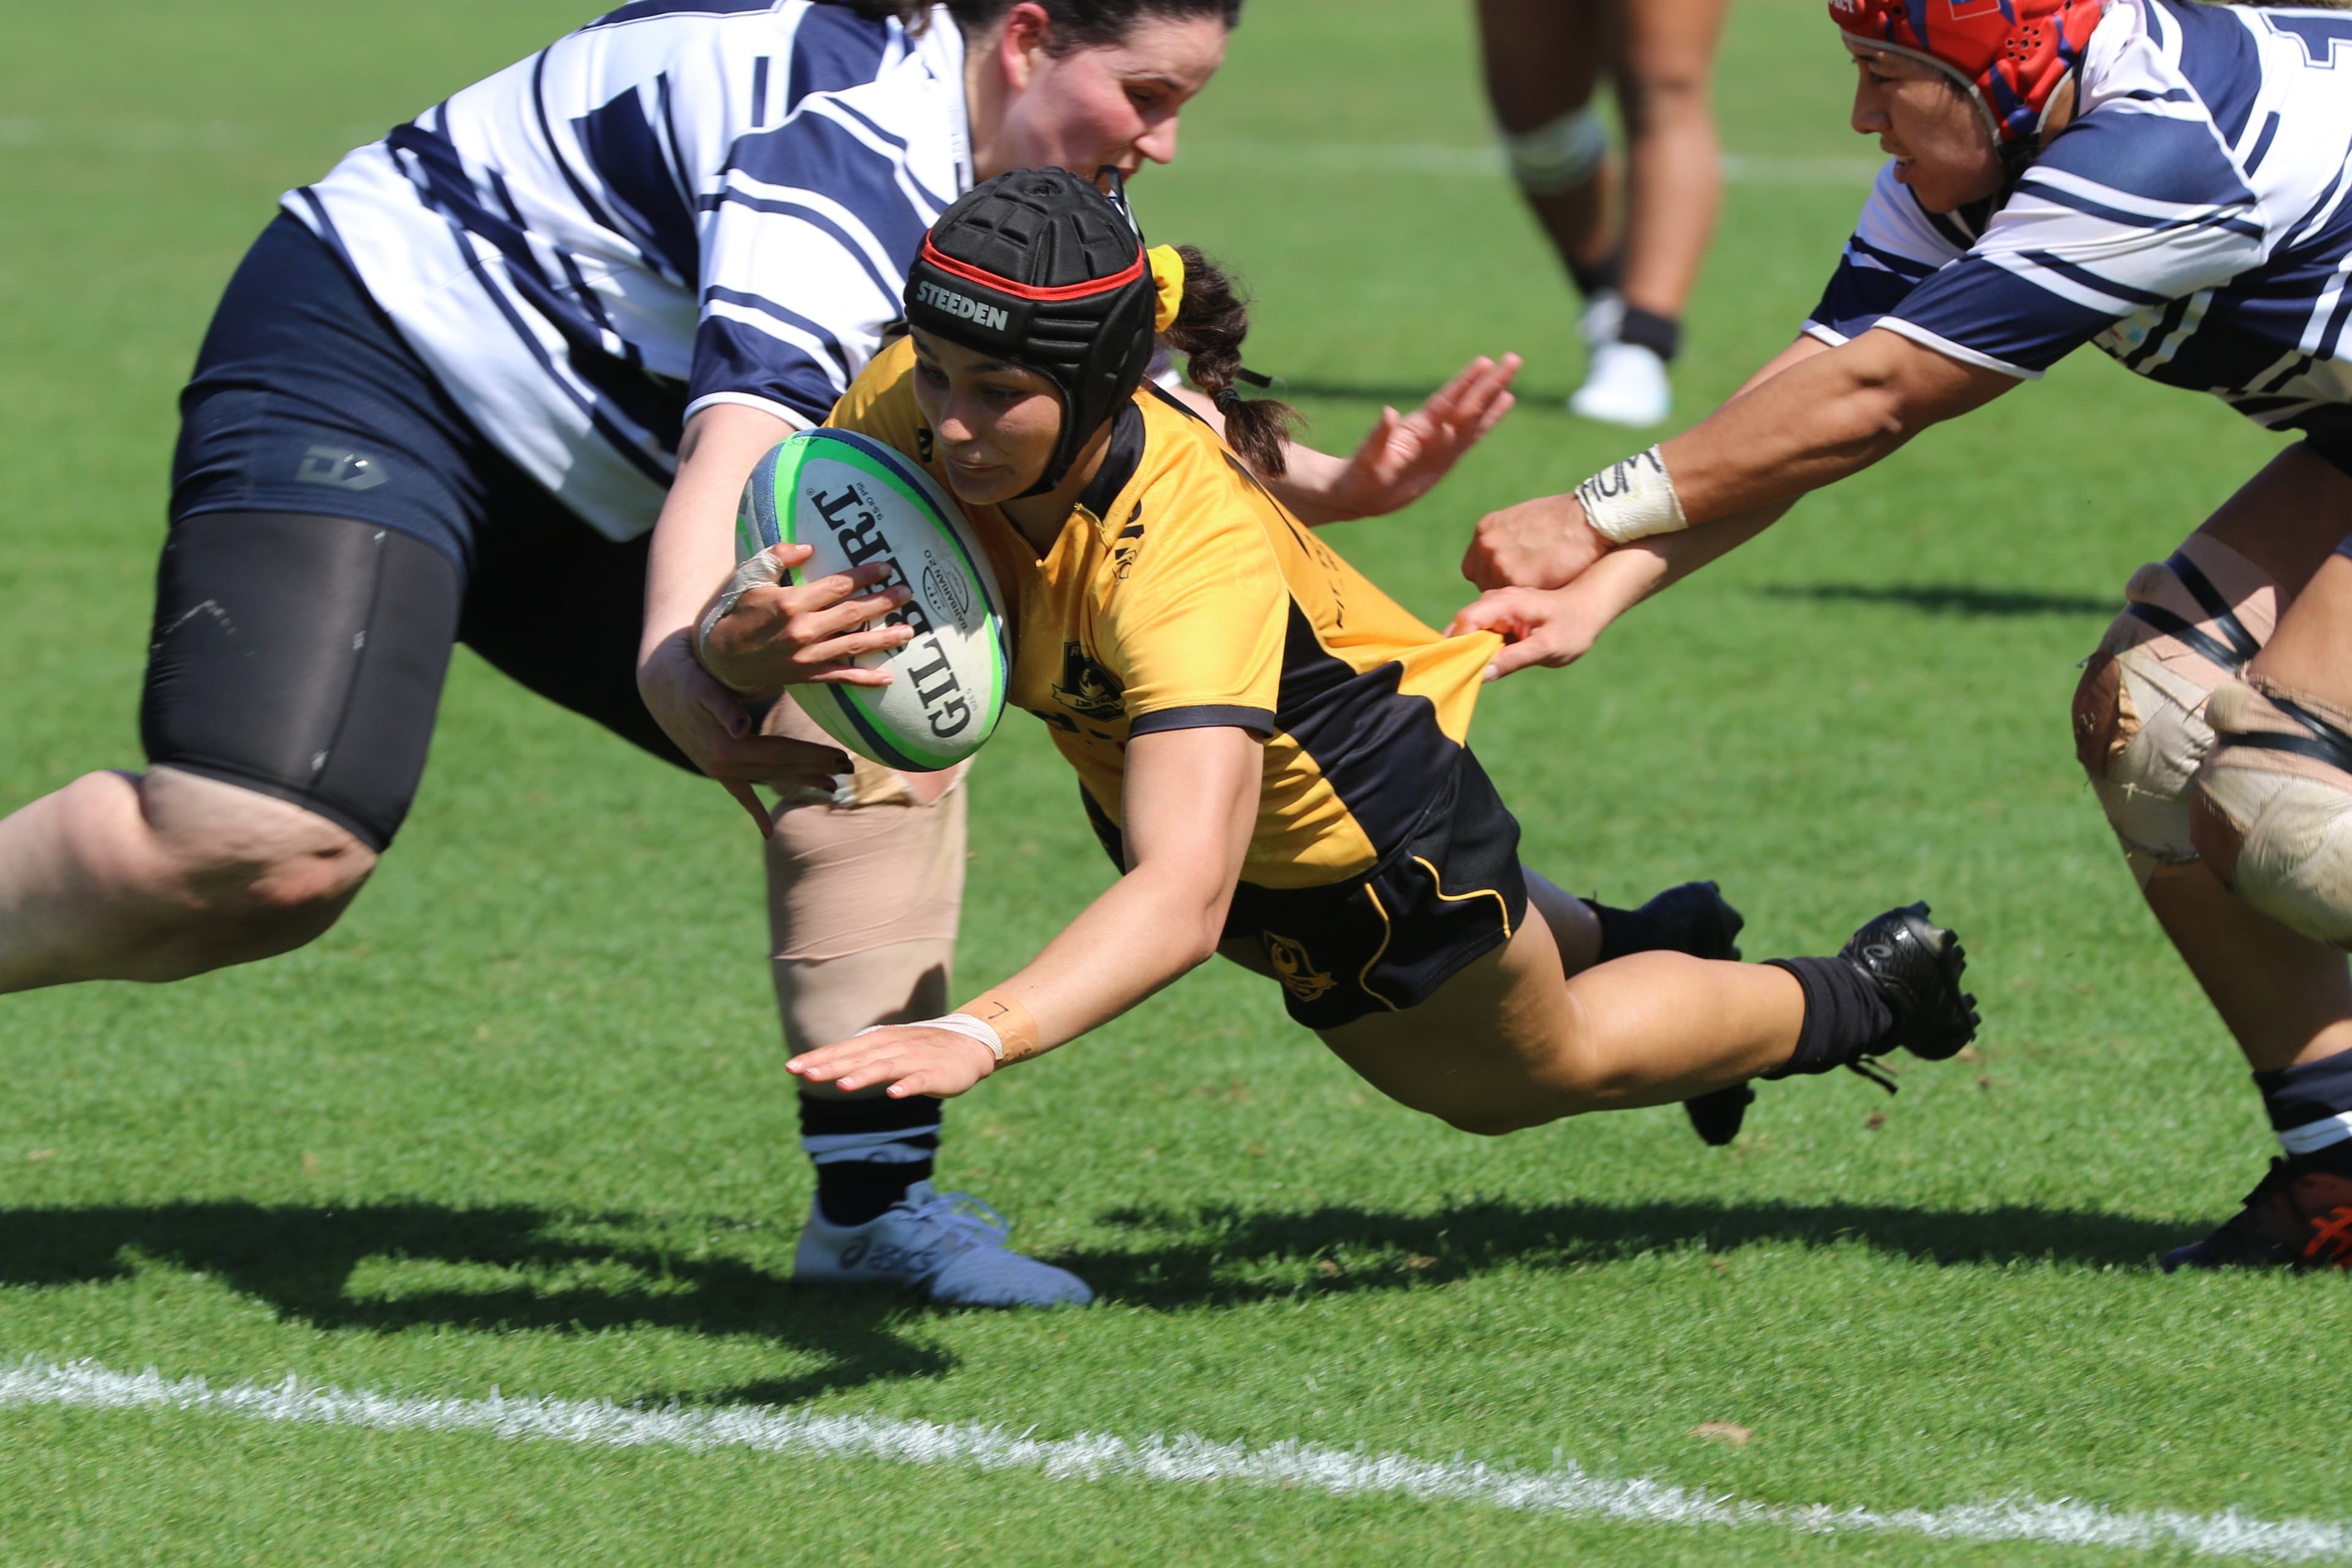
712,168,1982,1156
0,1,1510,1308
1454,0,2352,1268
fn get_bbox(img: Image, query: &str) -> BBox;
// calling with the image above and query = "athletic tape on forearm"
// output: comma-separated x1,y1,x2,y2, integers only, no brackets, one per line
861,1013,1005,1064
1575,447,1689,545
956,989,1044,1065
694,548,785,681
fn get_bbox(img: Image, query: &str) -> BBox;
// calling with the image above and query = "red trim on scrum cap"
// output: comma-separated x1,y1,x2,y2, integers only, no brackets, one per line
917,237,1147,302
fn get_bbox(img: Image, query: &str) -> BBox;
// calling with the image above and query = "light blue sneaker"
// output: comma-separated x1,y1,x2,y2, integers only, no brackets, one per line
792,1180,1094,1308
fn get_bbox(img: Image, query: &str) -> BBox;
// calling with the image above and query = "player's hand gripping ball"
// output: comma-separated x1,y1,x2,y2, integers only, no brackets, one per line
737,429,1009,771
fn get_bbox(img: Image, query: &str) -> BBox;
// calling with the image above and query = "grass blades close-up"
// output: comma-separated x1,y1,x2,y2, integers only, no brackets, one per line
2,1,2346,1562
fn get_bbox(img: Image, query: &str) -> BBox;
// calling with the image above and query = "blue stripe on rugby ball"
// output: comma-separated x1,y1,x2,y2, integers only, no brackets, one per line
769,428,1008,772
820,684,933,772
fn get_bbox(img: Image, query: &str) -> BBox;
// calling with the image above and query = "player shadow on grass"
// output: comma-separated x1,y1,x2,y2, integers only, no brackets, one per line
1758,584,2117,617
1068,1196,2193,1307
0,1199,952,1403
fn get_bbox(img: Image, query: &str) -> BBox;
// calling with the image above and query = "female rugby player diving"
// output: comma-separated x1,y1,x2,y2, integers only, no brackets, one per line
1454,0,2352,1268
0,0,1513,1308
728,168,1980,1154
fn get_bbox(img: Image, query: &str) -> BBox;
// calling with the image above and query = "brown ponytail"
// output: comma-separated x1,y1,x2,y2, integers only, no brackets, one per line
1161,246,1302,478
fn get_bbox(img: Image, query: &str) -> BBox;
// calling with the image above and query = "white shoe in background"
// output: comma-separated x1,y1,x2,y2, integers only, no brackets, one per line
1570,340,1673,428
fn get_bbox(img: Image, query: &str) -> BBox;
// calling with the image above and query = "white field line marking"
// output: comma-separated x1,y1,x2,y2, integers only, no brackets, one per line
0,1357,2344,1562
0,119,1880,185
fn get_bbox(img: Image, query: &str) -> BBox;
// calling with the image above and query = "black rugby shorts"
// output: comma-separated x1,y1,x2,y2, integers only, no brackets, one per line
149,215,690,851
1084,748,1530,1030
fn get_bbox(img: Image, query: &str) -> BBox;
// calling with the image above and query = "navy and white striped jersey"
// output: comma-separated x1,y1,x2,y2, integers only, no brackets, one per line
1806,0,2352,446
284,2,968,541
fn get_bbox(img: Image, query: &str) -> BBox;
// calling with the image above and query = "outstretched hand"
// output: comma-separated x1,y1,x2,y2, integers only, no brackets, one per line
1282,353,1520,525
788,1024,998,1100
1461,489,1609,592
1447,581,1621,682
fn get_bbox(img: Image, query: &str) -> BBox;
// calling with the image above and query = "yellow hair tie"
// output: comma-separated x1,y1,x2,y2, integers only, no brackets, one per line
1147,244,1185,333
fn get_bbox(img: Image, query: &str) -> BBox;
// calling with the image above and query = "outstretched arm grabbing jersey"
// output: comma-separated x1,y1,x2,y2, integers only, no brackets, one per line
1451,0,2310,670
1453,327,2009,676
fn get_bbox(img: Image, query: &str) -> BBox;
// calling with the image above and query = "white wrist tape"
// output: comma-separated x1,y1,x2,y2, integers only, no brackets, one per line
861,1012,1003,1063
695,548,785,669
1575,446,1690,545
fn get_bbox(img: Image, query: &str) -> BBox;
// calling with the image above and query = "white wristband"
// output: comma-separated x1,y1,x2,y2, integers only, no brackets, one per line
1575,446,1689,545
860,1012,1003,1063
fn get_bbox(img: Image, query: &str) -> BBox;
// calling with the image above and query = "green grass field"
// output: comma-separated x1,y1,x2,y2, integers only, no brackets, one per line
3,1,2346,1561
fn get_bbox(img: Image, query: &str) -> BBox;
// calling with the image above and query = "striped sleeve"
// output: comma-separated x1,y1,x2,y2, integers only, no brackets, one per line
1881,102,2266,377
1803,162,1975,348
687,64,936,426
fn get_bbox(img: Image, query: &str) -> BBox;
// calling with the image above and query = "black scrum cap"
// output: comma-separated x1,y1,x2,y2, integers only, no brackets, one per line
902,167,1159,497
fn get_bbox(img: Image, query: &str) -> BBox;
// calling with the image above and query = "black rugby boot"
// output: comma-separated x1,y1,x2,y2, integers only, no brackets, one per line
1841,902,1980,1062
1636,880,1746,963
1683,1082,1757,1147
1638,881,1760,1147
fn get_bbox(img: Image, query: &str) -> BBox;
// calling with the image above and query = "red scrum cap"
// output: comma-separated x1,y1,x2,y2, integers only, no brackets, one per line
1830,0,2106,145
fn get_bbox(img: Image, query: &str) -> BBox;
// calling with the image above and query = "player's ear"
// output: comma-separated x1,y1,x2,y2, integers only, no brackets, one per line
997,2,1053,91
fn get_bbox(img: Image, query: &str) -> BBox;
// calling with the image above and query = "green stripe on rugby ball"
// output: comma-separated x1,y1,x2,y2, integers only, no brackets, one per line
757,428,1008,773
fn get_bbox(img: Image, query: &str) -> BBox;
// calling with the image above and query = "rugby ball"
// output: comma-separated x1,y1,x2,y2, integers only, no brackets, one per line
736,428,1008,772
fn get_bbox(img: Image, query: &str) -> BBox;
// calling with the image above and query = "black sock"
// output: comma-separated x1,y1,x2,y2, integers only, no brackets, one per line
1618,306,1682,362
2255,1049,2352,1172
1584,883,1740,963
1568,247,1623,300
1586,900,1665,964
799,1093,941,1227
1760,957,1893,1079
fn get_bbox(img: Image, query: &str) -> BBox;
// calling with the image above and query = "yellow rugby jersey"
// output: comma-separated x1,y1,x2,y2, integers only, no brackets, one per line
829,336,1503,890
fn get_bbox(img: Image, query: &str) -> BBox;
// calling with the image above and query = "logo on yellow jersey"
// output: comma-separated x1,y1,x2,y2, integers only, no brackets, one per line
1112,502,1144,579
1262,932,1336,1004
1050,642,1126,721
